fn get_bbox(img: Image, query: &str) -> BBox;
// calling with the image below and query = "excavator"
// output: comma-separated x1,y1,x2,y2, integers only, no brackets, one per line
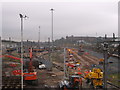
2,47,38,85
23,48,38,85
84,68,103,88
9,48,38,85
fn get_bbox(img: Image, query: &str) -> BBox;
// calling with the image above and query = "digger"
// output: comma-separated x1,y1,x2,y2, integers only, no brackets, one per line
23,48,38,85
4,48,38,85
84,68,103,88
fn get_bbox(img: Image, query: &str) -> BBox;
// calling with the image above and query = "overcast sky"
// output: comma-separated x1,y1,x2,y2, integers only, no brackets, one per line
2,1,118,42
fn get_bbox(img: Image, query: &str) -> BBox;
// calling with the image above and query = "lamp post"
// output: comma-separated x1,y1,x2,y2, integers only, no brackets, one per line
103,43,108,89
50,8,54,70
64,48,66,80
50,8,54,50
19,14,28,89
38,26,40,48
48,37,50,61
103,34,108,90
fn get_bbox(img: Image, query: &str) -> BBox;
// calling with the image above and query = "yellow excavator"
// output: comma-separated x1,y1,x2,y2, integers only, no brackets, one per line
84,68,103,88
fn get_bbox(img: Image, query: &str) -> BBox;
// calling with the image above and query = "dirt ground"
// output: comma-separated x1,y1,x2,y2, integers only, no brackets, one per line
24,49,101,89
2,49,118,89
24,67,64,89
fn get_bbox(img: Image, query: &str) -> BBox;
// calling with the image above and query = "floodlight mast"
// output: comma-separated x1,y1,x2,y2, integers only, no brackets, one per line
38,26,40,48
50,8,54,70
19,14,28,90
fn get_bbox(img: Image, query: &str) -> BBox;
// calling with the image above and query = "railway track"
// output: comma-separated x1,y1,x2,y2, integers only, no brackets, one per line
66,49,120,89
2,76,22,89
107,81,120,89
43,49,120,90
52,49,120,89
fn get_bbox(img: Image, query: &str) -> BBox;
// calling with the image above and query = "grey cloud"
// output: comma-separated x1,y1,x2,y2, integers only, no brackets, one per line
2,2,118,41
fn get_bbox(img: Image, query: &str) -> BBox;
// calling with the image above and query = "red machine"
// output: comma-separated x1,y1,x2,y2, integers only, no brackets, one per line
23,48,38,85
2,48,38,85
9,48,38,85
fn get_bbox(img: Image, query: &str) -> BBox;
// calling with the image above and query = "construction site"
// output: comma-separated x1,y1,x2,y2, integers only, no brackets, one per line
1,1,120,90
1,35,120,90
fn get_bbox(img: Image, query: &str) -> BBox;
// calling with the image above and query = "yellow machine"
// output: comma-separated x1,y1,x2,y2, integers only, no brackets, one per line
84,68,103,88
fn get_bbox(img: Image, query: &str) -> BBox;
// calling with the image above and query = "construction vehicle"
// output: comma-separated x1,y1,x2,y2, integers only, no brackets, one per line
84,68,103,88
2,48,38,85
59,75,82,90
99,58,104,65
23,48,38,85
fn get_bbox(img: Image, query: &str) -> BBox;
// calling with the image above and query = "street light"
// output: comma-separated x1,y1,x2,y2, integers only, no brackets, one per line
19,14,28,90
50,8,54,49
38,26,40,48
64,48,66,80
50,8,54,70
103,42,108,89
